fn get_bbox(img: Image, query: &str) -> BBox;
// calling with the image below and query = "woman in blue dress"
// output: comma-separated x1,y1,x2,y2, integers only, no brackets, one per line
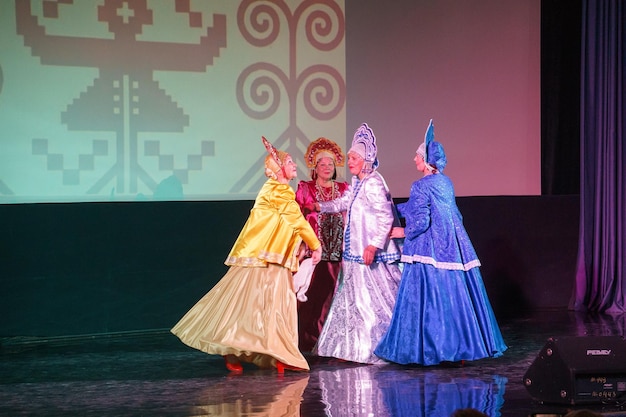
374,120,507,366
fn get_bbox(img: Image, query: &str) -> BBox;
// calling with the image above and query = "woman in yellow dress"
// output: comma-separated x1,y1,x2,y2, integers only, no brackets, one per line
171,137,322,373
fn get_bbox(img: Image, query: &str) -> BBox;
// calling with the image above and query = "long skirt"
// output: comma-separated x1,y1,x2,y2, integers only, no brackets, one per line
314,260,401,364
297,260,341,352
374,263,507,366
171,264,309,370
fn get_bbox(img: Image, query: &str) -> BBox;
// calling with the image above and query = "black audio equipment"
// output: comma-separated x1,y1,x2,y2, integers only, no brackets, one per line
523,336,626,405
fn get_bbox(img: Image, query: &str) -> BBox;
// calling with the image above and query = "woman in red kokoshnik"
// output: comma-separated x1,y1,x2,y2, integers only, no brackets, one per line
295,138,349,352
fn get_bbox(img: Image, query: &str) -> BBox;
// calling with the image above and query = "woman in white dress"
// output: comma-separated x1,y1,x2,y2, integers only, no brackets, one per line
312,123,402,364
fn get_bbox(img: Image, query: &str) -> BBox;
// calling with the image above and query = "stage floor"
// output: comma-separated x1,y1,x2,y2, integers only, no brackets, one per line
2,309,626,416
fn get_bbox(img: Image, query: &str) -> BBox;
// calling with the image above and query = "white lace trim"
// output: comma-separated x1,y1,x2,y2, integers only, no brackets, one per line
400,254,481,271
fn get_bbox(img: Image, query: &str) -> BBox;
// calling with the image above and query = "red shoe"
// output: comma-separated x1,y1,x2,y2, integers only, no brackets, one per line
223,355,243,373
276,361,306,374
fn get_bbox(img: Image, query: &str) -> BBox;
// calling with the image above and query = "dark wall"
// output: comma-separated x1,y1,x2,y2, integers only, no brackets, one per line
0,196,578,338
0,201,251,338
456,195,579,319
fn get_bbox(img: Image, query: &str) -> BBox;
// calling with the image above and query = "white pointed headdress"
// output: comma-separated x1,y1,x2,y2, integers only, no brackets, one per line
349,123,379,174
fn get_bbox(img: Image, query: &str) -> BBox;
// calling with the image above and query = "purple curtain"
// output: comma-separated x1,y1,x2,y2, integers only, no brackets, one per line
570,0,625,313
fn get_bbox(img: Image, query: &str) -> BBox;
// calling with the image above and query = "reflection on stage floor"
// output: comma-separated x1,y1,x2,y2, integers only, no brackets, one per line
2,309,626,416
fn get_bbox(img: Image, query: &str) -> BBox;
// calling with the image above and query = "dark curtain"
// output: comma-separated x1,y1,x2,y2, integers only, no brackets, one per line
541,0,582,195
570,0,626,313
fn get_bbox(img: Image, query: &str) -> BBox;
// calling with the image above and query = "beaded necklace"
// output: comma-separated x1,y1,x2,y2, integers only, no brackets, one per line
315,180,338,202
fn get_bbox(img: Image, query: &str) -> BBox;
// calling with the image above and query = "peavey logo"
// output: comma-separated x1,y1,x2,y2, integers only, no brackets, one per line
587,349,612,356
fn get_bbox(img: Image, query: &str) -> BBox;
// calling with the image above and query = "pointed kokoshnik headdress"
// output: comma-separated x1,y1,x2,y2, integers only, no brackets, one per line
416,119,447,173
262,136,289,179
349,123,379,174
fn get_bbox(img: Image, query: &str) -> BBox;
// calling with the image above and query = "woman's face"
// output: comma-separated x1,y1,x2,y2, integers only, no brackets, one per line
414,153,427,173
281,155,298,180
315,156,335,181
347,152,364,176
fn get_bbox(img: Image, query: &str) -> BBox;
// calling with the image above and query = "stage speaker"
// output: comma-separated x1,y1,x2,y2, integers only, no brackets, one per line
523,336,626,405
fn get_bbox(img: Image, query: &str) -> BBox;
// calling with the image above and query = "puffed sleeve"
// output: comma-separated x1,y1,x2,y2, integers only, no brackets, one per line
295,181,311,211
363,175,396,249
275,187,321,251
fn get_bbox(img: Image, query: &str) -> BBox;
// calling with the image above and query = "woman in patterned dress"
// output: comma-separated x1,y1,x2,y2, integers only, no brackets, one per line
295,137,349,352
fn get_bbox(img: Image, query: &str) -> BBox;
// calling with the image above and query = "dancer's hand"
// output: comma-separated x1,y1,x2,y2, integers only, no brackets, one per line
303,203,317,214
363,245,377,265
311,247,322,265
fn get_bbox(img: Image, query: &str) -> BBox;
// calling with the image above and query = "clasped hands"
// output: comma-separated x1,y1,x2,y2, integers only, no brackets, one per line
303,202,321,213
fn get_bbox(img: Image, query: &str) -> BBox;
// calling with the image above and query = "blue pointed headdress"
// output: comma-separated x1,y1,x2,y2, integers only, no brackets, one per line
417,119,447,173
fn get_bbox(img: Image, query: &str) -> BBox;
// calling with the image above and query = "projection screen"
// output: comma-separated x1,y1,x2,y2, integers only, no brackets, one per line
0,0,540,203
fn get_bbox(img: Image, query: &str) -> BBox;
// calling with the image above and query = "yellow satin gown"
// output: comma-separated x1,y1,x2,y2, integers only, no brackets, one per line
171,179,321,370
